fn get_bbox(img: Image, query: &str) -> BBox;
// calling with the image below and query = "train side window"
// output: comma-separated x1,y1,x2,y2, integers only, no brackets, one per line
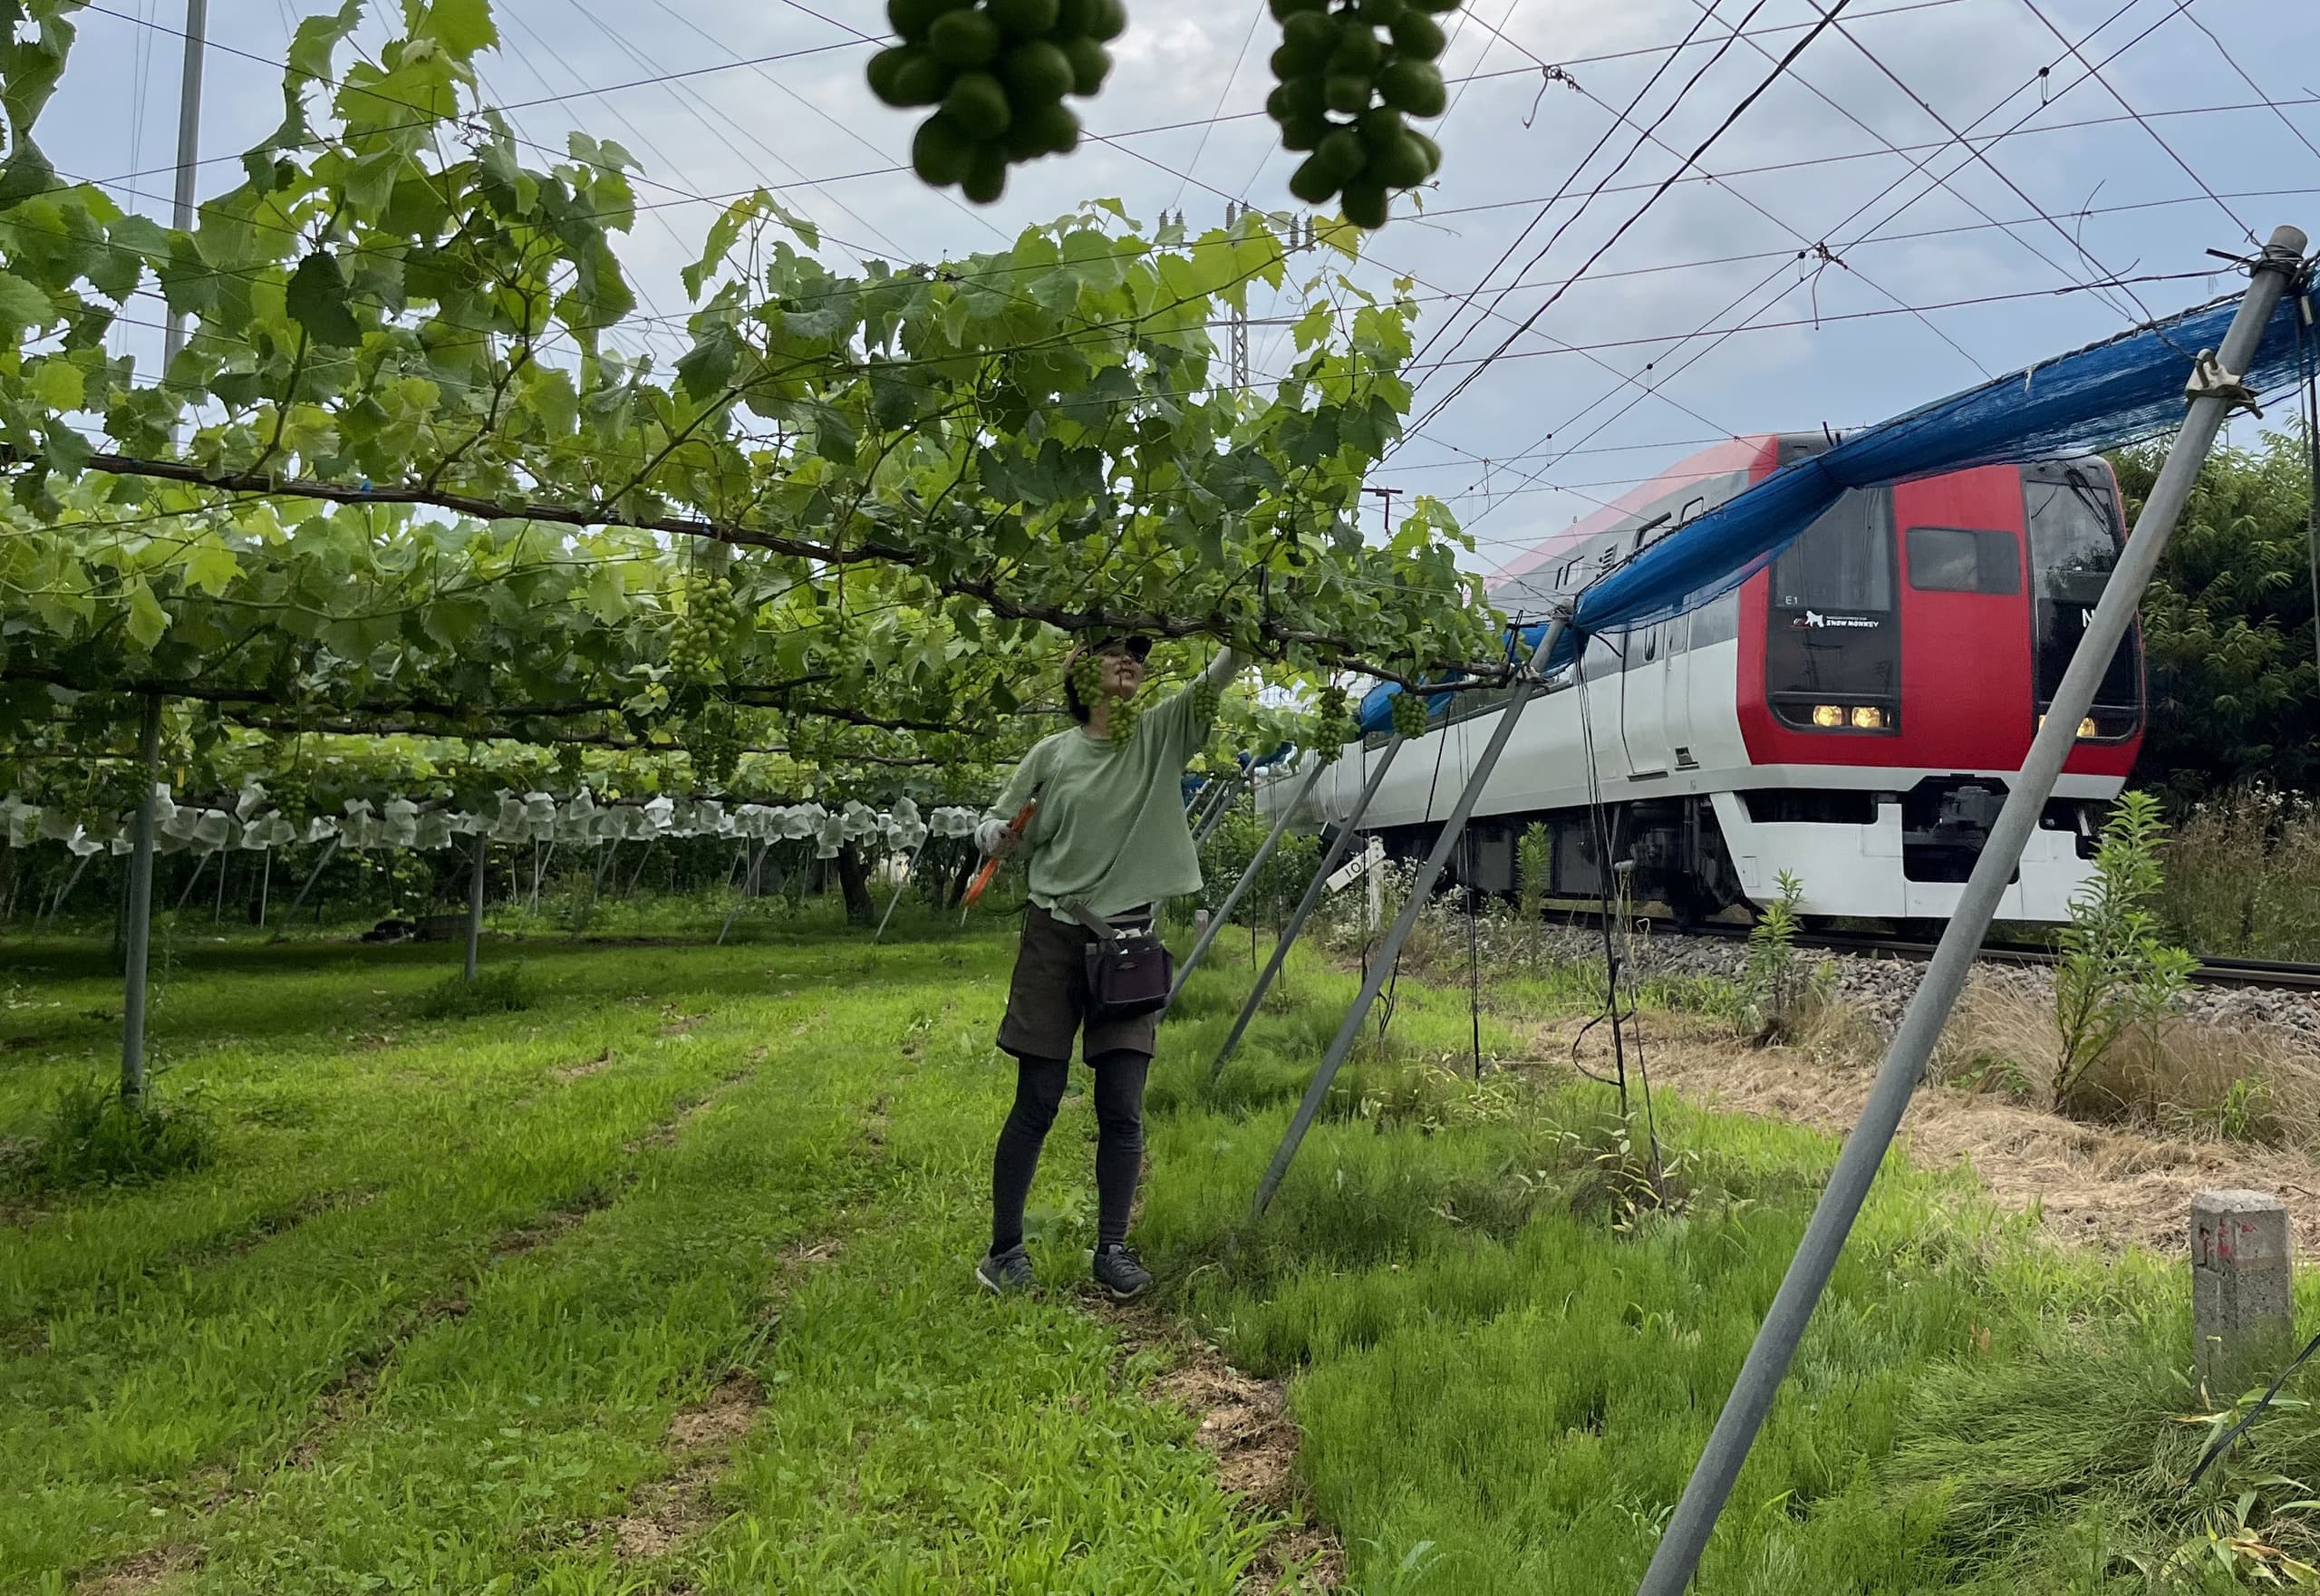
1906,526,2021,594
1688,589,1741,648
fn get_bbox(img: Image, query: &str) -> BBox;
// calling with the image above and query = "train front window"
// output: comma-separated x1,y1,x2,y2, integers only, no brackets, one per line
2025,461,2140,732
1764,488,1900,730
1770,489,1892,612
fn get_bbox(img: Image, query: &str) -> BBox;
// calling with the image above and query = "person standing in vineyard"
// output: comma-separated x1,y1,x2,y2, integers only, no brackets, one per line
973,634,1239,1301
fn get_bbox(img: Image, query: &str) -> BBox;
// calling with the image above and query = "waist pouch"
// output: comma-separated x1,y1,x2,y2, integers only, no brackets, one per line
1065,903,1173,1020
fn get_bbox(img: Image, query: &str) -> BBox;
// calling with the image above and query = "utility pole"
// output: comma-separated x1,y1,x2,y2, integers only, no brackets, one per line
161,0,208,375
1368,485,1402,537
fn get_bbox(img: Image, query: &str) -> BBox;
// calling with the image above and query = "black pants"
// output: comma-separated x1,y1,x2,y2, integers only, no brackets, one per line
991,1049,1149,1254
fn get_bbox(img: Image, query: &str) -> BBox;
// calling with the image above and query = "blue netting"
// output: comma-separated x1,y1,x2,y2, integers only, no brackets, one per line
1551,285,2319,672
1358,279,2315,731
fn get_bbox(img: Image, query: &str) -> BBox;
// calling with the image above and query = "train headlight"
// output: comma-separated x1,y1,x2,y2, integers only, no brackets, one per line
2079,717,2098,740
1812,703,1845,728
1849,706,1886,730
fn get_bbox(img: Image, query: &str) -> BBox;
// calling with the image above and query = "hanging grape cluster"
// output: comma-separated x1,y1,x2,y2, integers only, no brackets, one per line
1192,678,1221,724
1266,0,1456,228
1070,652,1145,750
1309,683,1354,761
555,742,585,785
1388,686,1431,740
266,768,309,823
871,0,1126,204
667,568,738,685
689,700,743,788
1107,694,1143,750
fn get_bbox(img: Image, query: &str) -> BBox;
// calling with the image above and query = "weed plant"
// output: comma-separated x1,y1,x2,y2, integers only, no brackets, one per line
414,960,537,1020
2161,786,2320,960
6,1077,213,1194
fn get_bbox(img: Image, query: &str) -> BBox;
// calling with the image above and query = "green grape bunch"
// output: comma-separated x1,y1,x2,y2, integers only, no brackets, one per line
1388,685,1431,740
1107,694,1143,750
871,0,1127,204
1309,682,1353,761
555,742,585,785
1266,0,1458,228
668,569,739,685
1192,678,1222,723
690,701,742,788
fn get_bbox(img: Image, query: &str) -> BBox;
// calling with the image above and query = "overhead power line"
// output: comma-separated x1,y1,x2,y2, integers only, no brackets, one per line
1399,0,1860,447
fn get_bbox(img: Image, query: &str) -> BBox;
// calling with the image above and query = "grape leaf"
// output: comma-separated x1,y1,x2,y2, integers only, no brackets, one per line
285,250,363,347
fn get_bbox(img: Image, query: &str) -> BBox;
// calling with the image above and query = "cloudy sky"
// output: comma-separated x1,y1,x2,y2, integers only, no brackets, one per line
37,0,2320,579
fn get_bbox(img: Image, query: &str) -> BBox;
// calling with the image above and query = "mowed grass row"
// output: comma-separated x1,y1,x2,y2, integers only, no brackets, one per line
3,928,1289,1593
6,914,2320,1592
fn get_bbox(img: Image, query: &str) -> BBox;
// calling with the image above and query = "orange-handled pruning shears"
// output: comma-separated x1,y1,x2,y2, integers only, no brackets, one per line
962,799,1038,914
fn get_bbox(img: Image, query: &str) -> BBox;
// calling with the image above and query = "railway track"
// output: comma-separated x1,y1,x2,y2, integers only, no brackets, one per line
1537,910,2320,992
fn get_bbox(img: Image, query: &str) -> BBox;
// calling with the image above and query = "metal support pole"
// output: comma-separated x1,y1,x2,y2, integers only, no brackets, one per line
285,836,338,920
719,842,768,945
121,692,162,1104
1212,735,1406,1079
171,848,210,912
1172,759,1328,1002
257,849,271,929
463,834,486,982
160,0,206,376
1636,223,2308,1596
39,851,95,932
874,837,929,943
527,842,555,914
1191,769,1244,844
1252,617,1569,1216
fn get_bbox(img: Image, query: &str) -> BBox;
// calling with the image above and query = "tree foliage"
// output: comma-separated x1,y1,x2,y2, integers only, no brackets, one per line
2118,426,2320,797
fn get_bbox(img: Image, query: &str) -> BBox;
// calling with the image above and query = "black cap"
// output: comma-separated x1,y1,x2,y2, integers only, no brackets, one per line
1086,634,1152,661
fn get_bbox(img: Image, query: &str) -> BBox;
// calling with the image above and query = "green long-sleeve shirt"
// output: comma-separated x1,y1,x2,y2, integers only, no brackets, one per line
986,652,1238,923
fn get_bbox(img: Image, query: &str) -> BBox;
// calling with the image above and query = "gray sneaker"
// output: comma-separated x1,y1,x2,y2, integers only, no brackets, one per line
1090,1243,1152,1301
975,1244,1033,1294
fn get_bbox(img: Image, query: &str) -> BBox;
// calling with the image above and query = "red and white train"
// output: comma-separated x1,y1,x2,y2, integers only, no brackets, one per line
1288,432,2145,924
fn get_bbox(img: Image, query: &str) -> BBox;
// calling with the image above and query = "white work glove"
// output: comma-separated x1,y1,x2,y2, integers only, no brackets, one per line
975,817,1012,856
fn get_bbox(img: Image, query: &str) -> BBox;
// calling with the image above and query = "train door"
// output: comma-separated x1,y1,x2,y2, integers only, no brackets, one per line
1619,624,1670,778
1660,611,1697,764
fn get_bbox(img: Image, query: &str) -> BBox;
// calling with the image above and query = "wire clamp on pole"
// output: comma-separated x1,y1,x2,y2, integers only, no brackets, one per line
2185,349,2261,417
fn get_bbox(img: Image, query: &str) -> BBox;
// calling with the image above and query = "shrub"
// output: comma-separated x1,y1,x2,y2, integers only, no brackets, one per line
7,1078,214,1193
418,962,537,1020
2053,791,2197,1117
1516,821,1551,922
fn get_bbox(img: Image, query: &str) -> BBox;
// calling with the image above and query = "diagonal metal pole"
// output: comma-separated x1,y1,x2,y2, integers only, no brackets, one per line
285,835,339,921
874,836,929,943
1193,769,1247,845
1171,759,1329,1002
39,851,95,932
171,848,211,912
1252,615,1569,1217
1637,223,2309,1596
719,841,768,945
1213,735,1405,1079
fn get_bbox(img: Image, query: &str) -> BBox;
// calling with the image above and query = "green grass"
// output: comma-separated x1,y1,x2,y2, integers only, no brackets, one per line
4,912,2317,1593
